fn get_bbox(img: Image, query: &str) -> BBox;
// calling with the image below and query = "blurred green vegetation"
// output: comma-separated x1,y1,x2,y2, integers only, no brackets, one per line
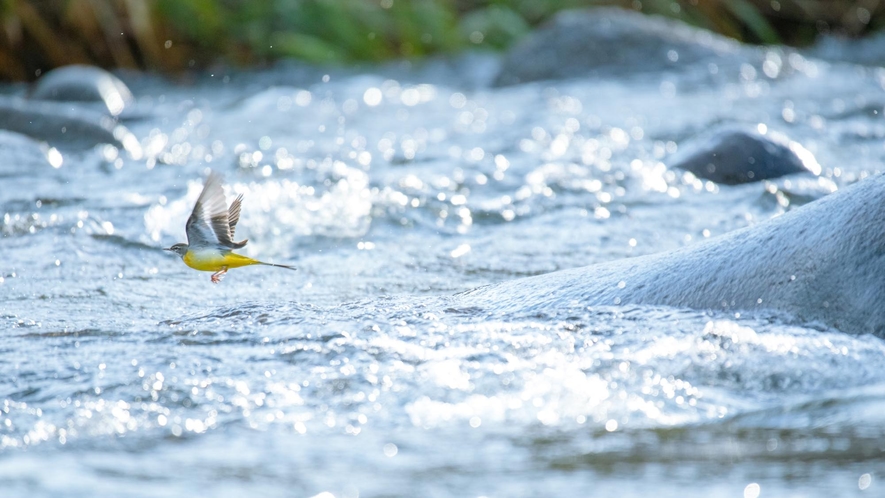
1,0,883,81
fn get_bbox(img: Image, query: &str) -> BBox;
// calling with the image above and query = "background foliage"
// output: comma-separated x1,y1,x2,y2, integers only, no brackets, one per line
1,0,883,81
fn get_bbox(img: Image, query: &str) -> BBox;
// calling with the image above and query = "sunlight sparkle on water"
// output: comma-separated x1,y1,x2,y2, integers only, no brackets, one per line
46,147,63,168
744,483,761,498
363,87,382,106
859,473,872,490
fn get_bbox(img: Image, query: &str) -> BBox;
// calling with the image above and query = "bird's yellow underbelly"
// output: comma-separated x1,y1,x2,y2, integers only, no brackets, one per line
183,249,259,271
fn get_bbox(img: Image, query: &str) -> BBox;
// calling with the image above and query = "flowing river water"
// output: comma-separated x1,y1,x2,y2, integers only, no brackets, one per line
2,11,884,497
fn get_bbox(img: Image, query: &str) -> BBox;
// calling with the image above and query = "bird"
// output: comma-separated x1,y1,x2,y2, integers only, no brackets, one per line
165,171,296,283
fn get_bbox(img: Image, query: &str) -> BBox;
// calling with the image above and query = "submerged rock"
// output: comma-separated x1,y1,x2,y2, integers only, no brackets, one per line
462,173,885,336
668,127,821,185
0,96,141,155
29,64,134,116
494,7,741,86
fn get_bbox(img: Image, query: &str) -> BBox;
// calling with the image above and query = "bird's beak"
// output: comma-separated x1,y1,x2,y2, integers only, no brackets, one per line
163,247,173,251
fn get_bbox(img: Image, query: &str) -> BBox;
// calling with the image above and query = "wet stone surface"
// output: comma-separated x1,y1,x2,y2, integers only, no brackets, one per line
667,126,819,184
494,8,748,86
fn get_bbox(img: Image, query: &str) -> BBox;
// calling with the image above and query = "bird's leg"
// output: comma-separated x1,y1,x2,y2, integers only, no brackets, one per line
211,267,228,284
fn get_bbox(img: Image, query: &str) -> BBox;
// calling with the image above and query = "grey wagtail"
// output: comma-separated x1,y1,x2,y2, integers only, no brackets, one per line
165,171,296,283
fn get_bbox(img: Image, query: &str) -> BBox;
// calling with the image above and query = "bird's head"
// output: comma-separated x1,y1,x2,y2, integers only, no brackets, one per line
164,243,189,258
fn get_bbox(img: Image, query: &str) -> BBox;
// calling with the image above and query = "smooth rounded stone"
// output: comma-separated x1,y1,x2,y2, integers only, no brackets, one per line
29,65,134,116
668,127,821,185
0,96,141,156
461,173,885,336
494,7,741,86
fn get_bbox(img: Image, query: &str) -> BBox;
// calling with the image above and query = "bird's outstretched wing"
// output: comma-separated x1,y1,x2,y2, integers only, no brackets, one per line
228,194,243,239
185,172,247,249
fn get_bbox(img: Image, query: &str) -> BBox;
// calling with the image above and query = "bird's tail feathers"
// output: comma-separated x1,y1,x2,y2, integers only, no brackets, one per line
261,262,297,271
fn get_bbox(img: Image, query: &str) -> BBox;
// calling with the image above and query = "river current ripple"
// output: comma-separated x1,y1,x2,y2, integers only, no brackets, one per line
2,18,885,497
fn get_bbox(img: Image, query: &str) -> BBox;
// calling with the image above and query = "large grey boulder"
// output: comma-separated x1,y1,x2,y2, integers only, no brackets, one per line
494,8,743,86
462,173,885,336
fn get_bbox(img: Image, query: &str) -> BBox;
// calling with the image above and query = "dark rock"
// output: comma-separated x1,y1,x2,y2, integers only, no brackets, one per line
29,65,134,116
668,127,820,185
494,7,741,86
0,96,141,156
